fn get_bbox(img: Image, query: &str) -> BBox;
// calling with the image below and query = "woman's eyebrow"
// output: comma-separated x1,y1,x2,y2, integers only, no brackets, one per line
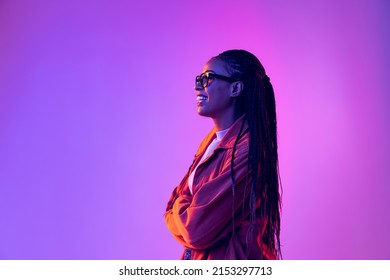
201,70,216,74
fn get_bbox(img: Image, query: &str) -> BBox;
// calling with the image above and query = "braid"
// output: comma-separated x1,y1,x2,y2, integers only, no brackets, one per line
215,50,282,259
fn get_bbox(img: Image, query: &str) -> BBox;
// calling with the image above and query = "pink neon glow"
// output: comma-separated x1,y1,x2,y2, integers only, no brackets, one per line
0,0,389,259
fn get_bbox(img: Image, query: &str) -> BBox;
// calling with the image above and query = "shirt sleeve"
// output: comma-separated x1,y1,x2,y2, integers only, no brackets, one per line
164,144,252,250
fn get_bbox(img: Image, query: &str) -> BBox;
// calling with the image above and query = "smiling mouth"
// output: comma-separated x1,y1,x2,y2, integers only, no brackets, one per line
197,96,208,101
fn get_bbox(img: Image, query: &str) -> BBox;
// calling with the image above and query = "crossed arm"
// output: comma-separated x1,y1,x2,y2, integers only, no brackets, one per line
164,148,252,250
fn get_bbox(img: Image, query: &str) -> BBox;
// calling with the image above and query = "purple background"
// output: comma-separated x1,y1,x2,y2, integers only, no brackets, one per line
0,0,389,259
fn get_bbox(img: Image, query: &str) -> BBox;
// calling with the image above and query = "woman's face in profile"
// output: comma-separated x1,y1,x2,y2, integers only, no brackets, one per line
195,59,234,119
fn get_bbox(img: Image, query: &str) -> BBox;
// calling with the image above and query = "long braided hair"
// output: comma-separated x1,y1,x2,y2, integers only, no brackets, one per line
213,50,282,259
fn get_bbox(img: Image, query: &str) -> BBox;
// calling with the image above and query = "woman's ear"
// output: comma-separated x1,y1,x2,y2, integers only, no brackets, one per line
230,81,244,97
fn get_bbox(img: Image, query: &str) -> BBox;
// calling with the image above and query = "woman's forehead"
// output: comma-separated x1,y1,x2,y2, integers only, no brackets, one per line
202,58,228,75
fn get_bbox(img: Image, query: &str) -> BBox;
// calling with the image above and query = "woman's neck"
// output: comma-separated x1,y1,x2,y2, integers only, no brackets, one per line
212,111,244,131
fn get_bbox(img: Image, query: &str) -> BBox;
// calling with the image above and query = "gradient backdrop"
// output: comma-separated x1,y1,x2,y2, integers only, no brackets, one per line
0,0,389,259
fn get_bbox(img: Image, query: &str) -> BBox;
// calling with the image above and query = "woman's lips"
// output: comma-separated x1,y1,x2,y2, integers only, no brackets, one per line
196,95,208,101
196,95,208,105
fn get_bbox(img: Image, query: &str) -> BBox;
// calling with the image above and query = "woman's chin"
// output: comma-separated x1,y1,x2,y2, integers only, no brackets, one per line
197,107,208,116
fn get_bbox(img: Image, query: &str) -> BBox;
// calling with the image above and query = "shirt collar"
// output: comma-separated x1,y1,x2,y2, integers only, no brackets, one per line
215,128,229,141
195,115,248,156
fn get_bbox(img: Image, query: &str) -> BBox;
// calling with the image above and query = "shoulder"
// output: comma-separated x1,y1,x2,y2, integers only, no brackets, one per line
218,131,249,173
226,131,249,157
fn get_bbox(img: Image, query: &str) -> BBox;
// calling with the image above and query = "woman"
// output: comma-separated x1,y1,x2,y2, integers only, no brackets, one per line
164,49,282,260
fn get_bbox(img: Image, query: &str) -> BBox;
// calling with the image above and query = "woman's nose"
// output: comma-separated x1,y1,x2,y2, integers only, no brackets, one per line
194,83,203,91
